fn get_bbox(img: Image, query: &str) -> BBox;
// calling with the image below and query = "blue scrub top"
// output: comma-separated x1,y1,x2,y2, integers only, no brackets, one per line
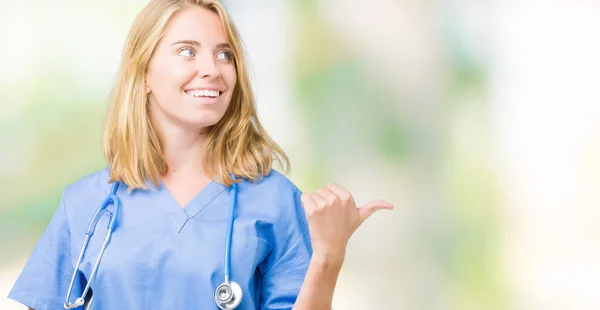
9,168,313,309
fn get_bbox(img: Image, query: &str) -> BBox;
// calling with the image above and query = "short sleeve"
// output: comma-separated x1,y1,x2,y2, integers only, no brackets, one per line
8,188,86,310
258,185,313,310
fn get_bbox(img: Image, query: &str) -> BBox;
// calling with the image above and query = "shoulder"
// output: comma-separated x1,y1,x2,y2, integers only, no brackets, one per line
63,166,112,197
236,170,308,229
60,166,114,221
239,169,302,199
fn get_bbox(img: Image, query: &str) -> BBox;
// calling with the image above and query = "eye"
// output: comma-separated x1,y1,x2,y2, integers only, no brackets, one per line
178,47,195,58
216,50,233,61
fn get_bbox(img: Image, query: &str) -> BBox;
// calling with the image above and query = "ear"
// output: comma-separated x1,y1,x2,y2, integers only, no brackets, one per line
144,80,151,94
144,72,151,94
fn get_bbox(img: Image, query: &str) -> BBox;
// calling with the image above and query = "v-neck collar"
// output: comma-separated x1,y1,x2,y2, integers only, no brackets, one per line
155,180,227,233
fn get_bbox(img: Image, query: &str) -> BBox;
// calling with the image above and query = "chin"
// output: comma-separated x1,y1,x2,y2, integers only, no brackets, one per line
180,113,225,130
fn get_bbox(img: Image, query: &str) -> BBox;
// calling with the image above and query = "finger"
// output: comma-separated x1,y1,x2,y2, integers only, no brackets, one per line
325,183,352,203
315,187,337,204
300,193,316,211
358,199,394,224
311,192,329,209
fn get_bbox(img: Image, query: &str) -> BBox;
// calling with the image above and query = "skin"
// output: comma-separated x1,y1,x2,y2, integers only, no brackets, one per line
143,6,238,208
295,187,393,309
31,5,393,310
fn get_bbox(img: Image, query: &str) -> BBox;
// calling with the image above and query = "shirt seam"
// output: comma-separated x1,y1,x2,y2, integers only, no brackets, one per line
260,219,309,276
61,186,74,269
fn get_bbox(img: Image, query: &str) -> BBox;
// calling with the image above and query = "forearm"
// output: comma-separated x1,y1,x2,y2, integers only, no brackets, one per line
293,253,344,310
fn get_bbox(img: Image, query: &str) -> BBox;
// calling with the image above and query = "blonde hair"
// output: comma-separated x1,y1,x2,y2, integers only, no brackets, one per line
103,0,289,189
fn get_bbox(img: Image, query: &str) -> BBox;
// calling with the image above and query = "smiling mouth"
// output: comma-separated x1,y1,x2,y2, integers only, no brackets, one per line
184,89,223,98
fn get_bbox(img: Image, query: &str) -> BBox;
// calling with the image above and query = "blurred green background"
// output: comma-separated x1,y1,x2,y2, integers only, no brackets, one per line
2,1,600,309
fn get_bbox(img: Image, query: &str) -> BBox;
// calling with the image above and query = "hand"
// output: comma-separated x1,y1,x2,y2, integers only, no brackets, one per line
300,183,393,265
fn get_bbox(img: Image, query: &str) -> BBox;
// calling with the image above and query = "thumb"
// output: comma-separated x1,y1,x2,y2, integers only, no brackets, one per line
358,199,394,224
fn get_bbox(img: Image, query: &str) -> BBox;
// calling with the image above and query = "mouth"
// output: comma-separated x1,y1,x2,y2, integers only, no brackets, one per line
184,89,224,99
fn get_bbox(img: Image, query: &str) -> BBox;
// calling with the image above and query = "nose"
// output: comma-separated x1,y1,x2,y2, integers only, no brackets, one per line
196,51,220,79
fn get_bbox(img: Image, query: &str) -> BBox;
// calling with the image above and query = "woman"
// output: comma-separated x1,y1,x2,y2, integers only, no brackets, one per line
8,1,393,309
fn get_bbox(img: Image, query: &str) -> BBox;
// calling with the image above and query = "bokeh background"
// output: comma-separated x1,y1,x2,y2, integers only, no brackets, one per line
2,0,600,309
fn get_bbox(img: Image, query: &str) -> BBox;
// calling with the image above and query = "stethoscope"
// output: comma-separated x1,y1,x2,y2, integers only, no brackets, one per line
64,178,243,309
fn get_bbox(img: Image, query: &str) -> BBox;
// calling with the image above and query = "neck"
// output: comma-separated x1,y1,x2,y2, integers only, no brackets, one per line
160,125,208,179
149,100,214,181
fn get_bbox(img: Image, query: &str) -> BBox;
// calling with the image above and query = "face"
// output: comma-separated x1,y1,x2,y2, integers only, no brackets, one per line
145,6,237,132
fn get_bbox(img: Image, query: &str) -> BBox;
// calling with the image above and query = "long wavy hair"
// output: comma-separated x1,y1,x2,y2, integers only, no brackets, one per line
103,0,288,189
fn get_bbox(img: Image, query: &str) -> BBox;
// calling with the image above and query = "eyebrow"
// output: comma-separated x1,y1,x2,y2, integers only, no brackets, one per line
170,40,231,49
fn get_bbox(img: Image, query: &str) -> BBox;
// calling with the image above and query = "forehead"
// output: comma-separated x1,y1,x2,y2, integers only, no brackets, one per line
161,6,227,44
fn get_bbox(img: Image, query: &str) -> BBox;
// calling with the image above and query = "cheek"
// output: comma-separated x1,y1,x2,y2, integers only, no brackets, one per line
222,65,237,89
148,58,194,93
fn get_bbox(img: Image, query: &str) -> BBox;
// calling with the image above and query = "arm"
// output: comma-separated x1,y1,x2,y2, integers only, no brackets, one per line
293,183,393,310
293,254,343,310
8,187,85,309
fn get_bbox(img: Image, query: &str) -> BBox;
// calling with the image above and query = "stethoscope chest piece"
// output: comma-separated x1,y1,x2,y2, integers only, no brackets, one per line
214,280,243,309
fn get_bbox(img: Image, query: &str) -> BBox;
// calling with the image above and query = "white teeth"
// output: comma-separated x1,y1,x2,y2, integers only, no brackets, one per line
186,89,219,98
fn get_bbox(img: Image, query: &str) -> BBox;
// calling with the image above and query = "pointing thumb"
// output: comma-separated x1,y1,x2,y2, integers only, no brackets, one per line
358,199,394,224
